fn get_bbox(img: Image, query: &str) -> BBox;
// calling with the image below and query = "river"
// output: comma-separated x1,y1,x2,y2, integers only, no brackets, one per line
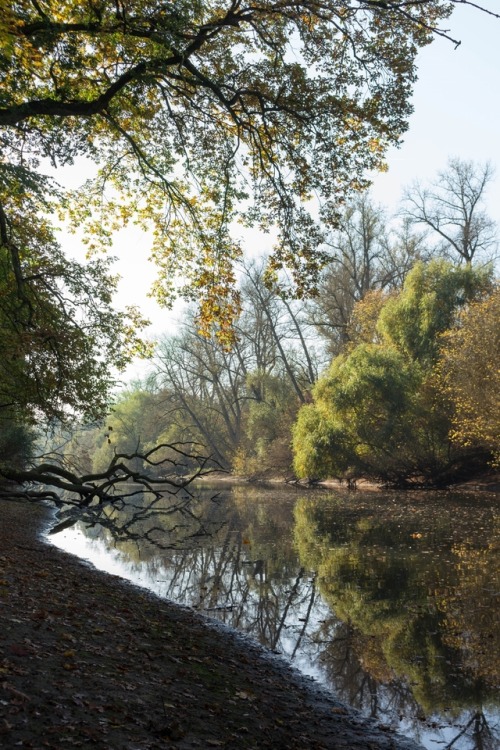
50,482,500,750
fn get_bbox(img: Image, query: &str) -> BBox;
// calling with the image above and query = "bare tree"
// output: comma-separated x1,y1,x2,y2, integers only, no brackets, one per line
311,194,426,355
240,263,320,403
402,158,498,266
154,330,247,468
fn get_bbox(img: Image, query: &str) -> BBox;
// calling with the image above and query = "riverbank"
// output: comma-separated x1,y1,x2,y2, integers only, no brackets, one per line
206,470,500,494
0,498,423,750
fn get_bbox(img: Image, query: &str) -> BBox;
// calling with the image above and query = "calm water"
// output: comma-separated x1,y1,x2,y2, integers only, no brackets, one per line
50,483,500,750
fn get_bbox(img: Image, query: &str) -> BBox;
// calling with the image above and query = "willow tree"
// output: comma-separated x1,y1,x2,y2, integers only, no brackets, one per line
293,261,493,485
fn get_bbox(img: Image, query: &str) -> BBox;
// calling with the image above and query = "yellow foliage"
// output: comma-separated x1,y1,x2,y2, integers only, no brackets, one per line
437,285,500,463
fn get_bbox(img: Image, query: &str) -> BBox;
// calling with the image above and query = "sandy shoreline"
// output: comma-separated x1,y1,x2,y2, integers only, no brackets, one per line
0,497,423,749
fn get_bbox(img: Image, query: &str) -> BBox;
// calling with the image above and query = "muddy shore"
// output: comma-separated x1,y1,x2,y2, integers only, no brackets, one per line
0,498,424,749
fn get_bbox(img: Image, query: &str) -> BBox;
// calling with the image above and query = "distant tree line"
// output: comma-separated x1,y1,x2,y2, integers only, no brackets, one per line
55,158,499,488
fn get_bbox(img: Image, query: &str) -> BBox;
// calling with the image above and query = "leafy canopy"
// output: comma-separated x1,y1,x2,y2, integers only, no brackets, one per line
437,285,500,465
0,163,149,423
0,0,462,346
293,261,494,484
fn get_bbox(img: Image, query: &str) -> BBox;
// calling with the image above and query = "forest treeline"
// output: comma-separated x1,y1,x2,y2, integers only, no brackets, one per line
54,159,499,488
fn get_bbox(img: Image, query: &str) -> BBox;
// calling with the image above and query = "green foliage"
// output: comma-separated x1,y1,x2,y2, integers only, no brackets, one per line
293,404,349,480
0,409,34,475
293,261,493,483
0,167,149,423
377,260,492,364
58,384,207,479
0,0,456,342
294,345,421,480
235,372,298,475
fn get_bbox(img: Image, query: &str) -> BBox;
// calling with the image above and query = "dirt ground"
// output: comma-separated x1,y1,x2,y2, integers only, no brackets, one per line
0,498,424,750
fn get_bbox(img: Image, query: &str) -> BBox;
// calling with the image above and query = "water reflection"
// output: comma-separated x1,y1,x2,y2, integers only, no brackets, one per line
51,484,500,750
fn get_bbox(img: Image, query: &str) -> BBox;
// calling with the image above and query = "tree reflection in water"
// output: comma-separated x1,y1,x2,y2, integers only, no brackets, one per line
52,484,500,750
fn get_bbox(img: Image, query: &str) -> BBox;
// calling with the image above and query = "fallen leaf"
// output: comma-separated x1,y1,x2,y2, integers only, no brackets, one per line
235,690,256,701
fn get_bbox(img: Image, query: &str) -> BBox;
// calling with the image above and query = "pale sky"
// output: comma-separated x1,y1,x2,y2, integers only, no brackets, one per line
370,1,500,211
57,2,500,379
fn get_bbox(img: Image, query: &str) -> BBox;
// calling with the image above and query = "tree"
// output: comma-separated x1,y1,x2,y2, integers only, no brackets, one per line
293,344,420,482
0,380,220,525
0,440,219,534
0,171,149,485
0,202,148,422
154,327,247,467
437,285,500,465
240,262,320,403
293,261,494,484
310,194,427,354
377,258,492,364
1,1,497,504
153,266,321,475
0,407,34,476
91,386,170,474
1,0,480,347
402,158,498,266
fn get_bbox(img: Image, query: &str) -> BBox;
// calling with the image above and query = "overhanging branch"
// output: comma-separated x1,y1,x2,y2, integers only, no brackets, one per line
0,442,224,523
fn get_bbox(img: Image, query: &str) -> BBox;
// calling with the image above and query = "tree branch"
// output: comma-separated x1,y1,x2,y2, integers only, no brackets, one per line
0,442,223,526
